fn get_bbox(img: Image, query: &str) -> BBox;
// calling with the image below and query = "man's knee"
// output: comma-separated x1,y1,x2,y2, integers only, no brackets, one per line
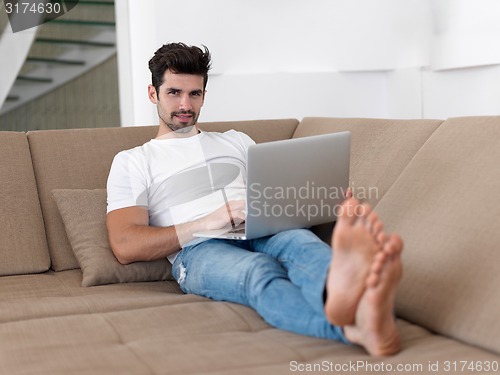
245,254,286,299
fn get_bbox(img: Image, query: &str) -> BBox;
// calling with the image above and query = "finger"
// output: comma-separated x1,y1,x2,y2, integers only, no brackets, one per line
233,216,246,226
345,187,353,198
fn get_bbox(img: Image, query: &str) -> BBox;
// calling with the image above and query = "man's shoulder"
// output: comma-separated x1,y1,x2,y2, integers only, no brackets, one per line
204,129,255,146
203,128,239,138
112,140,153,163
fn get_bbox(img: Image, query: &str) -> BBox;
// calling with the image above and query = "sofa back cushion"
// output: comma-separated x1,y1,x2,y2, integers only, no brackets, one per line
375,116,500,354
199,119,298,143
28,120,298,271
293,118,443,207
0,132,50,275
28,126,158,271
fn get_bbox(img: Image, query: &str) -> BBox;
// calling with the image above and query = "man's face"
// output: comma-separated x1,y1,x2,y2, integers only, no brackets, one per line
148,70,205,134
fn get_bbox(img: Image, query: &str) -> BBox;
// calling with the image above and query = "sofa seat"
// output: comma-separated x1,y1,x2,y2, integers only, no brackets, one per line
0,270,195,324
1,271,498,374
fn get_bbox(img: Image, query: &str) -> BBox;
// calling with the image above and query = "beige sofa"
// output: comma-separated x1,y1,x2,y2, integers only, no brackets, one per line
1,117,499,374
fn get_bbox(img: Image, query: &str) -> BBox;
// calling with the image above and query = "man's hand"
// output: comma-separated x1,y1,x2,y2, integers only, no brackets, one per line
202,199,246,231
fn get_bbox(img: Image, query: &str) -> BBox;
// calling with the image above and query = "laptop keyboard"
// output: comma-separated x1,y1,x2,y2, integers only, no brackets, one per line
228,228,246,234
227,222,246,234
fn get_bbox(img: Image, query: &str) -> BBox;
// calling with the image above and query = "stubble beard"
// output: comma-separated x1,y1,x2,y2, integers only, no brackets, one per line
159,109,199,134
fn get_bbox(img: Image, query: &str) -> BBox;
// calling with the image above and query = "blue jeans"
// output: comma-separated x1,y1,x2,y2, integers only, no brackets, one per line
172,228,349,343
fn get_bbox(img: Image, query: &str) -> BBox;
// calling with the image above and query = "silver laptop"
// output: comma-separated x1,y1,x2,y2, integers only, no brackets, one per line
193,131,351,240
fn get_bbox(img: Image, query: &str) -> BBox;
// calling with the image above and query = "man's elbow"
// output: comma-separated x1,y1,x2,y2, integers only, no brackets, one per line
109,237,135,265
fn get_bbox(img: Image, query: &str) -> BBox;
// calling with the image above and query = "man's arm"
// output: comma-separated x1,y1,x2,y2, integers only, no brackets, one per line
107,200,246,264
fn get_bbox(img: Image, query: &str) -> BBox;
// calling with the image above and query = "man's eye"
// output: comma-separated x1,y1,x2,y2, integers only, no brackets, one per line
168,90,180,95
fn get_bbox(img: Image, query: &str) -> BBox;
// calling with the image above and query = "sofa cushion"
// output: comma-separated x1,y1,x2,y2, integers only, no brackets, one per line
293,118,443,207
375,116,500,355
199,118,299,143
52,188,171,287
28,126,158,271
0,132,50,276
28,120,299,271
0,304,498,374
0,269,189,323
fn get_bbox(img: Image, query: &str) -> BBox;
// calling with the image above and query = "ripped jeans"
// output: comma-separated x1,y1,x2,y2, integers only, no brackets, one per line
171,228,348,343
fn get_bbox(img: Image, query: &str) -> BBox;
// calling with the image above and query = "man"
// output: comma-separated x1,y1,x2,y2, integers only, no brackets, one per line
106,42,403,356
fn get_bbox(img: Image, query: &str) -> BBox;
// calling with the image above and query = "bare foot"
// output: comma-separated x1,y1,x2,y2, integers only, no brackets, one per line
325,198,384,326
344,234,403,356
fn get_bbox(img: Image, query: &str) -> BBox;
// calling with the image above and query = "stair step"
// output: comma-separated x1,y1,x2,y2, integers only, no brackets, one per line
54,1,115,23
47,19,115,27
37,27,99,43
16,76,53,83
26,57,86,65
28,44,69,60
35,38,115,47
1,0,116,117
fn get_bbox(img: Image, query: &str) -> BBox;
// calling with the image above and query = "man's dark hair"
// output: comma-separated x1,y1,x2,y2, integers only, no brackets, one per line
148,42,211,95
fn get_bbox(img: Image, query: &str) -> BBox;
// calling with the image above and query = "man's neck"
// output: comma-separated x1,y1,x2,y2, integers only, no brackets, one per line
155,125,200,140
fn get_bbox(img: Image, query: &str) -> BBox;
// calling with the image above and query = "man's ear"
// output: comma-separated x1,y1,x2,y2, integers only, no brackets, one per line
148,85,158,104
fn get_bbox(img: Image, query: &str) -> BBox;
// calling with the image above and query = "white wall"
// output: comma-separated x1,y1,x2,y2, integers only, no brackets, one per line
115,0,500,126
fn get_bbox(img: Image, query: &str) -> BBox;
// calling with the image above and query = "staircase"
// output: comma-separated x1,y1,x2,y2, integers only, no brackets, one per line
0,0,116,117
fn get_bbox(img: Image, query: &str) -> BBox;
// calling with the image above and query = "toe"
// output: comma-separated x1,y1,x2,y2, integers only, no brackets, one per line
384,234,404,256
338,198,362,225
357,202,372,220
365,211,378,232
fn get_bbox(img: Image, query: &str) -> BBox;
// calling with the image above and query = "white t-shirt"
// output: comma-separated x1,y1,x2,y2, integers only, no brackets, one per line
107,130,255,262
